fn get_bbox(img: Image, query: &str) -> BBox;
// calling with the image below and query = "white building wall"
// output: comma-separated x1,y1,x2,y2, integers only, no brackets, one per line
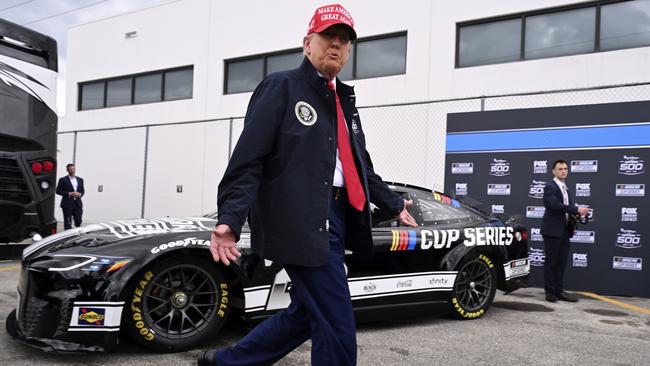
61,0,650,222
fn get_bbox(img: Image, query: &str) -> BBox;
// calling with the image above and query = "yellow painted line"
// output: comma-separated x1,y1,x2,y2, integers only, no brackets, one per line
0,265,19,272
578,291,650,316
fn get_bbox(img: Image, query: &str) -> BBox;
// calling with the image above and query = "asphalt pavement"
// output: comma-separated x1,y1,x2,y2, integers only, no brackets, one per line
0,259,648,366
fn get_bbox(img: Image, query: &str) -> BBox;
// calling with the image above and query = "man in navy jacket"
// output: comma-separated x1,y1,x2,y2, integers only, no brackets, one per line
55,163,85,230
540,160,589,303
200,4,417,366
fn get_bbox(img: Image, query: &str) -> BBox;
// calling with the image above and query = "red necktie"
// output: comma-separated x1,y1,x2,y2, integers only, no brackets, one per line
328,81,366,211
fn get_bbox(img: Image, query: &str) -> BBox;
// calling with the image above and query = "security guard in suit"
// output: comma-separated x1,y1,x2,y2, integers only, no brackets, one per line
55,163,85,230
200,4,417,366
540,160,589,303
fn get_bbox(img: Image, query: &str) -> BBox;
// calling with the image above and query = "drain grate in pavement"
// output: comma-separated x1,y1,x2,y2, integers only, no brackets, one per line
583,308,629,317
492,301,554,312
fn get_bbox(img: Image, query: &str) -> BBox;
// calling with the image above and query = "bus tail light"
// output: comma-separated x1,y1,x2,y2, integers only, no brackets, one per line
31,162,43,174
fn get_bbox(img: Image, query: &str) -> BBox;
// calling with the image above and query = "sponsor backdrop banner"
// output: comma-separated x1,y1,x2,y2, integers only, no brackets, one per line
445,101,649,297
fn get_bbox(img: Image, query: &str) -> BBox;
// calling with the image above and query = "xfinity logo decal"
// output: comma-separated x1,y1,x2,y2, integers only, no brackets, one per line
533,160,547,174
528,180,546,199
451,162,474,174
575,183,591,197
570,230,596,244
455,183,468,196
530,228,543,242
616,229,641,249
618,155,644,176
613,256,642,271
529,247,545,267
491,205,504,214
615,184,645,197
487,183,511,196
489,159,510,176
572,253,588,268
571,160,598,173
621,207,638,222
526,206,545,218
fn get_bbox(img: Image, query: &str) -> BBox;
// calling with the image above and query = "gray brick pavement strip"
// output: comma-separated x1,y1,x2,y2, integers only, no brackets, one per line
0,261,648,365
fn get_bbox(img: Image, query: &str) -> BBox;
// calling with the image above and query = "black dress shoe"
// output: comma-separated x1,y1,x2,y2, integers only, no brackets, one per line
557,291,579,302
545,293,558,302
198,349,218,366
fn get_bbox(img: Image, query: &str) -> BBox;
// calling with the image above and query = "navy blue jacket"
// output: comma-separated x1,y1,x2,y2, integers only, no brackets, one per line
56,175,84,209
217,57,404,267
540,180,579,238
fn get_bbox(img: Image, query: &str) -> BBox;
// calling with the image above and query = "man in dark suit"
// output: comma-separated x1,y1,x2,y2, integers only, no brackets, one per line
200,4,417,366
56,163,85,230
540,160,589,303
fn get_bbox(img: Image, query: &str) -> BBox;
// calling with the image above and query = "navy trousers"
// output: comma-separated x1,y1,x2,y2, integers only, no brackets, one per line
62,206,83,230
543,230,571,295
215,191,357,366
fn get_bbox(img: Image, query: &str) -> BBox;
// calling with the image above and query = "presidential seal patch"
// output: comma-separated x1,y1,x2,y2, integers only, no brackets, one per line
295,101,317,126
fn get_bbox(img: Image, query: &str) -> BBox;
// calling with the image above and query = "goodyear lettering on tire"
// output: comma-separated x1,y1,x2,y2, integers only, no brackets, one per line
217,282,229,317
452,297,485,319
131,271,155,341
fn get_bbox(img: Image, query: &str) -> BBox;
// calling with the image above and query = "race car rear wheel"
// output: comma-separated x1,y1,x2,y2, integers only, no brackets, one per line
124,255,231,352
449,252,497,320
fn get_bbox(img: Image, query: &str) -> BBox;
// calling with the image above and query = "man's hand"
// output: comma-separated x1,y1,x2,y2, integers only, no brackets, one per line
210,224,241,266
398,199,418,227
577,206,589,216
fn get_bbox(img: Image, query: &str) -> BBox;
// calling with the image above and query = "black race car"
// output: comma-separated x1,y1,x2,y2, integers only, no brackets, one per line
6,183,529,353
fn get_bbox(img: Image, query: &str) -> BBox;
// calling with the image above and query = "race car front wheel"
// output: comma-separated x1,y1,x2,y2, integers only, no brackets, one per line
449,252,497,320
123,255,231,352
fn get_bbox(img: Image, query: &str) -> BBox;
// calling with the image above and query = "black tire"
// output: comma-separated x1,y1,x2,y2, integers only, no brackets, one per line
449,252,498,320
123,255,231,352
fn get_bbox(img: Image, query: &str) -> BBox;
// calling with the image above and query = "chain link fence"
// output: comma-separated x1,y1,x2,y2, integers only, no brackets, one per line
57,82,650,223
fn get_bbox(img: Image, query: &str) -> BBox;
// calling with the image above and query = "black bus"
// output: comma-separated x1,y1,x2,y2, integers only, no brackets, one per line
0,18,58,242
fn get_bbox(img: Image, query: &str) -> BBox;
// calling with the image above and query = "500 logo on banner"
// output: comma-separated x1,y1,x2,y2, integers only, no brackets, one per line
489,159,510,176
616,229,641,249
618,156,645,175
529,248,545,267
528,180,545,199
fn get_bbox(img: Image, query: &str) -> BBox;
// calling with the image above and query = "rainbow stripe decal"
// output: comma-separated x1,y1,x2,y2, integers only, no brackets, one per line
390,229,418,251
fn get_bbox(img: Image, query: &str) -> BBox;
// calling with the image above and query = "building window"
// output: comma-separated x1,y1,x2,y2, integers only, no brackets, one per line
266,51,303,75
106,77,131,107
226,58,264,94
164,68,193,101
458,19,521,67
80,81,104,110
224,32,407,94
134,73,162,104
457,0,650,68
78,66,193,111
601,0,650,51
355,34,407,79
525,7,596,59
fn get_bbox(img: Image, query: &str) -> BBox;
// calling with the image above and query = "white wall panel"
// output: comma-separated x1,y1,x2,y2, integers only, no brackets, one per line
74,128,146,223
201,121,232,214
145,123,206,218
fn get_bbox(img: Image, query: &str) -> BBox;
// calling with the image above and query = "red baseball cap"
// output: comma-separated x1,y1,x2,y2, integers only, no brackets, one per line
307,4,357,41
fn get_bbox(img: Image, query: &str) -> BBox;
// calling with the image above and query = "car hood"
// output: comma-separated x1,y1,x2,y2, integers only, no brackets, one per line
22,217,220,261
